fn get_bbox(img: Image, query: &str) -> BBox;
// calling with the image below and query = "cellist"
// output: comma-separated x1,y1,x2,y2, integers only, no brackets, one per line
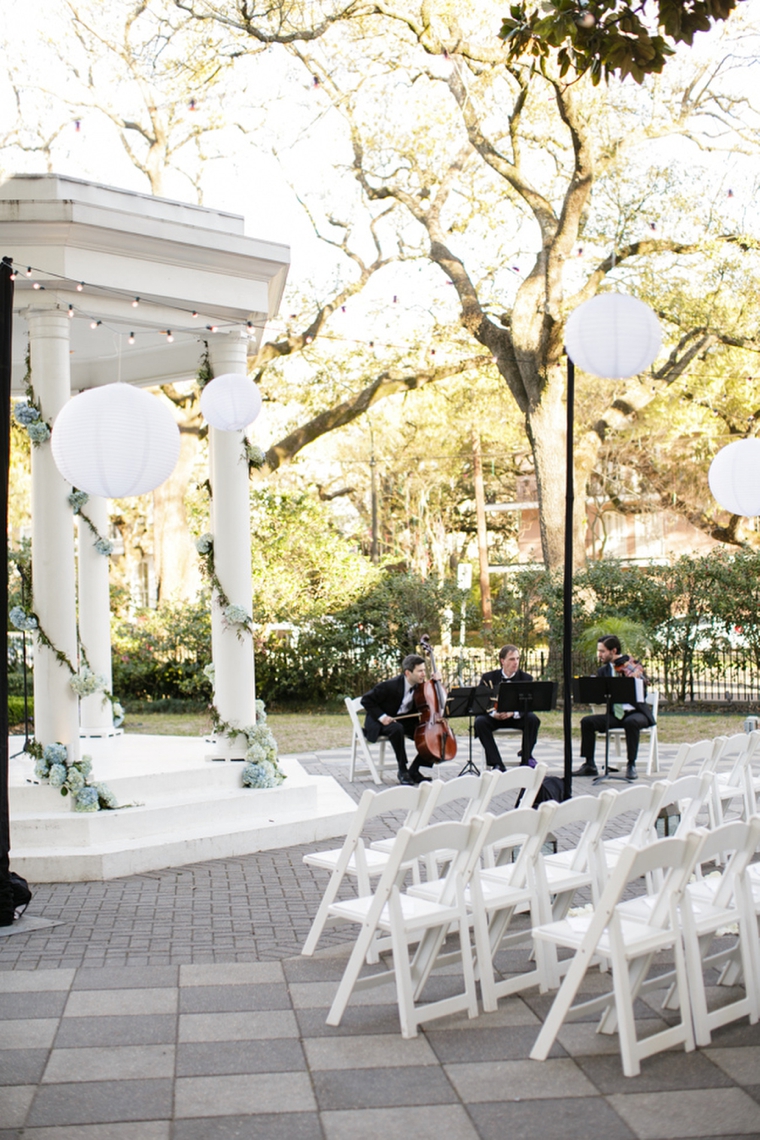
361,654,445,785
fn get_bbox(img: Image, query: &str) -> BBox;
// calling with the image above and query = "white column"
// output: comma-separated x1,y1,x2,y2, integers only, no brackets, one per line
78,495,116,736
207,334,255,759
28,306,80,761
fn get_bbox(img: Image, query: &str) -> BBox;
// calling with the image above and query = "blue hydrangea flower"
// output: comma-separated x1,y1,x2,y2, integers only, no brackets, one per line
67,490,90,514
74,786,99,812
97,783,118,809
94,537,114,556
27,421,51,444
195,533,213,554
48,763,67,788
14,402,40,426
242,761,278,789
67,768,85,794
224,603,250,627
43,743,68,766
79,756,93,778
10,606,37,632
34,757,50,780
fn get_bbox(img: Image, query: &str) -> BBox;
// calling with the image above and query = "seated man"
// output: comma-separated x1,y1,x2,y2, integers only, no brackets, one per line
474,644,539,771
575,634,656,781
361,654,438,785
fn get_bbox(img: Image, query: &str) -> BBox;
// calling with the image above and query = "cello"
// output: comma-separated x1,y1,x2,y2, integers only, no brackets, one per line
414,634,458,765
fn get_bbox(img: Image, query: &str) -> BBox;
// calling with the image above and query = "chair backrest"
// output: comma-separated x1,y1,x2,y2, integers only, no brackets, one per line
488,763,548,810
543,791,616,872
660,773,713,836
647,689,659,717
690,817,760,909
618,833,704,929
394,817,488,907
478,803,556,887
345,696,367,734
668,737,718,781
602,780,668,843
427,773,490,823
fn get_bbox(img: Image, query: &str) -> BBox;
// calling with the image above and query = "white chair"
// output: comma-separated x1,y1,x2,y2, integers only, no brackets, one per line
530,833,702,1078
708,732,760,828
301,782,435,957
667,736,725,783
481,763,548,867
593,690,660,774
345,695,389,784
325,817,488,1037
533,792,617,923
677,817,760,1046
597,781,669,881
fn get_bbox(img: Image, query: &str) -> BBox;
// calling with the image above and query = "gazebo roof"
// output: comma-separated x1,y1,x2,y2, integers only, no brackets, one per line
0,173,290,393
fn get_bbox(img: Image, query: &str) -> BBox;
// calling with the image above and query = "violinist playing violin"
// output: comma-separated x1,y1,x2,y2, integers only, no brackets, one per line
361,654,444,785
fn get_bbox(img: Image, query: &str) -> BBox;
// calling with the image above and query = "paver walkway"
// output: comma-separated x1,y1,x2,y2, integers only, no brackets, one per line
2,740,760,1139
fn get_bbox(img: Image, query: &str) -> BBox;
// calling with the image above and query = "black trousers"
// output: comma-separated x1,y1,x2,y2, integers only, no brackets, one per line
580,710,650,765
474,712,540,768
363,715,425,775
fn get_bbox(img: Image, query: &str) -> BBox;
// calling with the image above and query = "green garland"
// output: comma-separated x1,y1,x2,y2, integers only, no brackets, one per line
208,698,285,788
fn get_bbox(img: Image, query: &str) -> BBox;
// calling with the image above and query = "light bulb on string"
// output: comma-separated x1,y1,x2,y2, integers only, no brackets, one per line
68,305,74,318
128,332,135,344
192,311,198,319
25,267,32,277
166,330,174,343
76,282,84,291
90,320,101,330
32,282,41,290
132,297,140,307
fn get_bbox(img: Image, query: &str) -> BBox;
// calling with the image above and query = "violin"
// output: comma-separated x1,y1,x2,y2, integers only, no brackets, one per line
413,634,458,765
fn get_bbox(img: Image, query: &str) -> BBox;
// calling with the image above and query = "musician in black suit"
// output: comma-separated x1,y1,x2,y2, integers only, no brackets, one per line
575,634,656,781
474,645,540,771
361,654,437,785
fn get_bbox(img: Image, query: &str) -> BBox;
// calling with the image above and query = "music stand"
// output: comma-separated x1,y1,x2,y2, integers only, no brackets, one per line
496,681,557,767
446,685,494,777
573,675,638,783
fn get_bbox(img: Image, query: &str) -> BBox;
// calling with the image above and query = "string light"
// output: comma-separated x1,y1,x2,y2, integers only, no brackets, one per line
166,330,174,342
25,267,32,277
132,296,140,307
32,281,41,289
68,305,74,318
90,320,101,329
76,281,84,291
128,332,135,344
192,310,198,318
207,324,218,333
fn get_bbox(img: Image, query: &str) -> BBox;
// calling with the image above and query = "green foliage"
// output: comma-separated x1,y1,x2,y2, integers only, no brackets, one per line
255,570,460,704
250,486,378,623
500,0,739,83
8,696,33,725
111,600,213,702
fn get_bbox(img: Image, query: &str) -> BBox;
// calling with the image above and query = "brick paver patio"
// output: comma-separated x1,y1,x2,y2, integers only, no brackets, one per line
2,741,759,1139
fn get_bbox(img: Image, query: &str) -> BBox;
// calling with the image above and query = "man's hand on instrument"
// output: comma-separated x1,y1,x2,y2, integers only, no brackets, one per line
430,670,442,682
380,714,394,725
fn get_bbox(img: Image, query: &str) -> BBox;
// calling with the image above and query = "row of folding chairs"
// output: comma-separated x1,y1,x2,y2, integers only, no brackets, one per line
302,763,760,1075
668,729,760,827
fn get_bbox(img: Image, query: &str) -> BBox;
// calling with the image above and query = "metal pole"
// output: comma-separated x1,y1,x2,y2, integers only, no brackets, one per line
563,354,574,803
0,256,15,924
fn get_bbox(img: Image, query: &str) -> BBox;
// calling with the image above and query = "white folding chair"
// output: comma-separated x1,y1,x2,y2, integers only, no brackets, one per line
326,817,488,1037
535,791,618,920
593,690,660,775
480,762,548,867
666,736,724,783
301,782,434,957
530,833,702,1078
708,732,760,828
678,817,760,1046
598,781,669,880
345,695,389,784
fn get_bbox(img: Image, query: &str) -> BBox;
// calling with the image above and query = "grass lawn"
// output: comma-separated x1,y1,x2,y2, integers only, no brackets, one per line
123,707,752,753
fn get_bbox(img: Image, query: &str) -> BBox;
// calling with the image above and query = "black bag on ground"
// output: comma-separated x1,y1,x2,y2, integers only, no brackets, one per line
516,775,571,808
10,872,32,917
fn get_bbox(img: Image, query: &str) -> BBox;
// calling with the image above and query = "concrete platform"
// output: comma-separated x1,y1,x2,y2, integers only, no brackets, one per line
8,734,356,882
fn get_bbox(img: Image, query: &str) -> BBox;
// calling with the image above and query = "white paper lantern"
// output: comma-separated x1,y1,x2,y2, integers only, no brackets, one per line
565,294,662,379
51,383,180,498
708,439,760,517
200,373,262,431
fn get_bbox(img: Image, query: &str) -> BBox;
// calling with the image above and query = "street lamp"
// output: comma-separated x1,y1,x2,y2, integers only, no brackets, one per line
562,294,662,798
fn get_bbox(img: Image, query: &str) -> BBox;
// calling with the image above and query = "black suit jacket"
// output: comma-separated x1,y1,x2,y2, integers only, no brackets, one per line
361,675,413,742
478,667,534,720
596,663,656,725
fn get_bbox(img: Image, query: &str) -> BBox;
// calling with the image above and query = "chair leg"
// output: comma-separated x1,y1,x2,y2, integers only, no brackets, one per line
530,938,596,1062
327,917,386,1027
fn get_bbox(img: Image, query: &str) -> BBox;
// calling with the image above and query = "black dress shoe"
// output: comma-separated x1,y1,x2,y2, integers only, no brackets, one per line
487,761,506,773
409,767,432,785
625,763,638,781
573,762,599,777
398,771,414,786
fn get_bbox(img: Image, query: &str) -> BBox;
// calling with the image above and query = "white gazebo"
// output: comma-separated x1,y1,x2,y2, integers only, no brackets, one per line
2,174,354,879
